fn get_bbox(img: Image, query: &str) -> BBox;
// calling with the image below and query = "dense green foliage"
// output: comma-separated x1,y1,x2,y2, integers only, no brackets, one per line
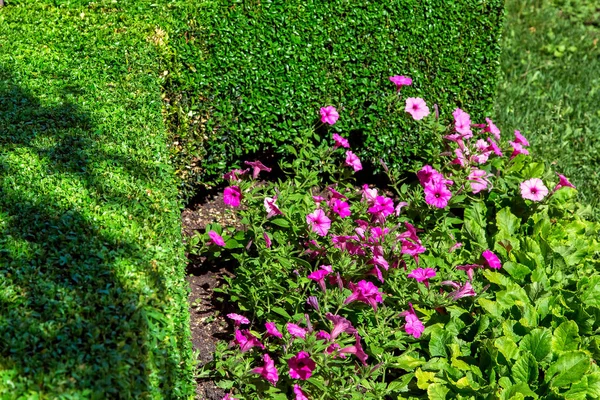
495,0,600,214
0,1,194,397
163,0,504,196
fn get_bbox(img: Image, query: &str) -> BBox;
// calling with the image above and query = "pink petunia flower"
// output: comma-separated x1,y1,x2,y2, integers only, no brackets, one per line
339,333,369,365
483,118,501,141
326,313,357,340
407,267,436,288
442,281,476,300
509,141,530,159
468,169,490,194
399,303,424,338
456,264,483,281
448,242,463,253
320,106,339,125
293,385,309,400
244,160,271,179
287,323,308,339
400,239,426,260
227,313,249,326
316,330,330,341
395,201,409,216
234,329,264,352
288,351,316,380
208,230,226,247
306,209,331,236
482,250,502,269
390,75,413,90
265,322,283,339
398,221,422,244
520,178,548,202
332,199,351,218
554,173,576,192
223,168,248,182
306,296,320,311
513,130,529,146
424,182,452,208
362,184,378,203
263,232,272,248
308,268,331,292
332,133,350,149
417,165,445,187
251,354,279,386
405,97,430,120
368,195,395,222
223,186,242,207
222,393,238,400
453,108,473,138
344,280,384,311
264,196,283,218
487,138,503,157
345,151,362,172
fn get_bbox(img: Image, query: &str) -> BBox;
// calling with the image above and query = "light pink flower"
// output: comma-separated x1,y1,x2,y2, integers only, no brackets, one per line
326,313,357,340
223,168,248,182
234,329,264,352
509,141,530,159
306,209,331,236
399,303,424,338
288,351,316,380
407,267,436,288
332,133,350,149
312,195,325,206
395,201,408,216
227,313,249,326
487,138,503,157
265,322,283,339
449,242,463,253
244,160,271,179
482,250,502,270
362,184,378,203
332,199,351,218
264,196,283,218
468,169,490,194
424,182,452,208
453,108,472,138
344,280,384,311
475,139,489,152
456,264,483,281
223,186,242,207
483,118,501,141
345,151,362,172
405,97,430,120
252,354,279,386
554,173,576,192
390,75,412,90
287,323,308,339
208,230,226,247
520,178,548,202
320,106,339,125
452,147,468,167
513,130,529,146
293,385,309,400
339,333,369,365
442,281,476,300
263,232,272,248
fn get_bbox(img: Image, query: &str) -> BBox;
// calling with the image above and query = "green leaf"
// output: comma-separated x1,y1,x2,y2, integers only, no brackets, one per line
520,328,552,362
393,353,426,371
552,321,581,353
270,218,290,228
497,207,520,236
429,326,453,358
270,307,291,319
495,336,519,361
478,298,504,318
503,262,531,283
546,351,590,388
501,382,539,400
427,383,450,400
387,373,415,393
579,276,600,308
416,368,437,390
512,352,539,383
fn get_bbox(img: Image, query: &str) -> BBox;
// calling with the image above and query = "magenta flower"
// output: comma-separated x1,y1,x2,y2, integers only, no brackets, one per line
306,296,320,311
316,330,330,341
424,182,452,208
483,117,501,141
400,239,426,260
509,141,530,159
263,232,272,249
264,322,283,339
332,199,351,218
222,394,238,400
332,133,350,149
400,303,424,338
308,268,331,292
468,169,490,194
227,313,249,326
482,250,502,270
345,150,363,172
208,230,226,247
339,333,369,365
223,186,242,207
487,138,503,157
513,130,529,146
520,178,548,202
263,196,283,219
287,323,308,339
453,108,473,138
293,385,309,400
417,165,444,187
368,195,395,222
234,329,264,352
288,351,316,380
306,209,331,236
244,160,271,179
407,267,436,288
223,168,248,182
320,106,339,125
554,173,576,192
252,353,279,386
442,281,476,300
405,97,430,120
456,264,483,281
326,312,357,340
344,280,384,311
390,75,413,90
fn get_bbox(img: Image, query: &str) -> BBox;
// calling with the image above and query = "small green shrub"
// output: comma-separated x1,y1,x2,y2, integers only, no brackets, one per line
193,89,599,398
164,0,504,196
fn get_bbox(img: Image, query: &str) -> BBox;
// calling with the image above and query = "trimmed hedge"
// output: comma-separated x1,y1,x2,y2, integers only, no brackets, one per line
0,1,193,397
164,0,504,195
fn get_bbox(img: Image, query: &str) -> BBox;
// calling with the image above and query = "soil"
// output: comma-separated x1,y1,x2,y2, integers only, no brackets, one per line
182,190,238,400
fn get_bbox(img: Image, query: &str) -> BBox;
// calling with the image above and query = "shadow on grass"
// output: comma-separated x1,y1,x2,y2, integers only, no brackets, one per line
0,69,182,396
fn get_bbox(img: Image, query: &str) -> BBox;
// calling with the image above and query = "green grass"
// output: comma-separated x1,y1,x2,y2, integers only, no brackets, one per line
496,0,600,213
0,1,194,397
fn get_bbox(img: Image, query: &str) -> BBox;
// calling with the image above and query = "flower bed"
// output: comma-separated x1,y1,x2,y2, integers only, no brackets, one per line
192,78,600,399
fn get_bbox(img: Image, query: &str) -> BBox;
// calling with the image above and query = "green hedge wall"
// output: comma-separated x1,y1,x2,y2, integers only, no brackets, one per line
0,1,194,397
165,0,504,194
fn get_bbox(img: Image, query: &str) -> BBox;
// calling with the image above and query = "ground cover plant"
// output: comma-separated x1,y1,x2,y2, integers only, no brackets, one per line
495,0,600,214
194,80,600,399
0,1,194,397
160,0,504,197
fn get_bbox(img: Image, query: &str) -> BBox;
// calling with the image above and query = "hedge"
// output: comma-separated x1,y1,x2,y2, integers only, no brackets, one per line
0,1,193,397
163,0,505,196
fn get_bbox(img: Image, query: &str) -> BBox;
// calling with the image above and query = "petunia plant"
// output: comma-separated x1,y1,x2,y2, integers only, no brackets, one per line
193,78,600,400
